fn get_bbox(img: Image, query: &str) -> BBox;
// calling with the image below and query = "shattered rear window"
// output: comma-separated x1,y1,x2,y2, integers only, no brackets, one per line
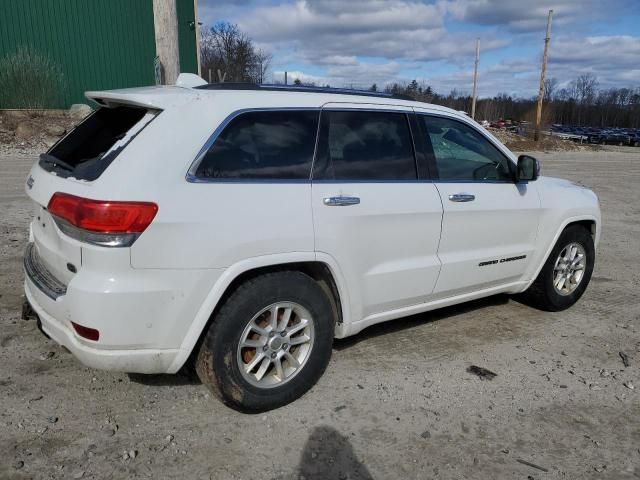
40,106,156,181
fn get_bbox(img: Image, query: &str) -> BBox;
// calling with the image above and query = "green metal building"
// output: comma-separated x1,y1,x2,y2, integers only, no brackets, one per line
0,0,199,108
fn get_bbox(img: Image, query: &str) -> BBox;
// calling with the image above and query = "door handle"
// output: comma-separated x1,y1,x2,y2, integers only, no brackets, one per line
323,196,360,206
448,193,475,202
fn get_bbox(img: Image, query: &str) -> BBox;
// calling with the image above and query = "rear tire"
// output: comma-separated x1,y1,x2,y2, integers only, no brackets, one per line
519,225,595,311
196,271,335,411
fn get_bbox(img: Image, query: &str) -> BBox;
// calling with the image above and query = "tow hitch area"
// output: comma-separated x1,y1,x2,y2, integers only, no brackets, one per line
21,297,36,320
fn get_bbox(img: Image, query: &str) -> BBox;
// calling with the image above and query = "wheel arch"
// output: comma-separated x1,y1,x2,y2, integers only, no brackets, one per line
523,215,599,292
168,254,349,373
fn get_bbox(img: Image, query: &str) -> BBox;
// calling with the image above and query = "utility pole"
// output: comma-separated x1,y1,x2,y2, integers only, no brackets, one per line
284,71,288,85
534,9,553,141
471,38,480,120
153,0,180,85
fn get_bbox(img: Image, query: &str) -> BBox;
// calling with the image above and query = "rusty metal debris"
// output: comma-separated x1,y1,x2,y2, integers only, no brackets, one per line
517,458,549,472
619,351,630,368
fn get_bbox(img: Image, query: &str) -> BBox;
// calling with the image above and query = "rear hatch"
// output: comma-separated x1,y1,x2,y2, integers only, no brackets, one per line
26,103,158,292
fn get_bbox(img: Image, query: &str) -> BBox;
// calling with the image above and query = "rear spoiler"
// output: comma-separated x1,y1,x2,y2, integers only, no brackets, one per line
85,74,206,109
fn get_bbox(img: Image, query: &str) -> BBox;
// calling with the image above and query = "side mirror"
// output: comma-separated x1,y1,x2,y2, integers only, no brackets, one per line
516,155,540,182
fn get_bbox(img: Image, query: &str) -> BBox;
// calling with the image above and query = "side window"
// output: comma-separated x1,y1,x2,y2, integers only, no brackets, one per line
313,110,417,181
422,116,513,182
194,110,319,180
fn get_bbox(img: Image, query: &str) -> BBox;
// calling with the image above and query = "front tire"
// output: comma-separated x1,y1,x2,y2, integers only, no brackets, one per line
519,225,595,311
196,271,335,411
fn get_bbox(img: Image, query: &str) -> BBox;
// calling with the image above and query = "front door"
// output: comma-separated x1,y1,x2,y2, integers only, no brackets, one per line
415,112,541,297
311,105,443,322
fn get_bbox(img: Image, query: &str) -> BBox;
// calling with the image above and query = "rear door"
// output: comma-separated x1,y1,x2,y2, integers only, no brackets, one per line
414,112,541,296
311,104,443,322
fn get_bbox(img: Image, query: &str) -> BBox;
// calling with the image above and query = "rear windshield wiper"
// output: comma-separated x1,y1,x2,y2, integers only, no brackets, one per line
39,153,74,172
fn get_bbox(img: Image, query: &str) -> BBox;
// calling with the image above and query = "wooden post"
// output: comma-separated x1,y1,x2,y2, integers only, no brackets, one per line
471,38,480,120
208,69,212,83
534,10,553,141
153,0,180,85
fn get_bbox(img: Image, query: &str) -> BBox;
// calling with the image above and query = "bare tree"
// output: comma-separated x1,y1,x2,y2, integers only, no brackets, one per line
575,73,598,104
249,49,272,84
543,77,558,103
199,22,271,83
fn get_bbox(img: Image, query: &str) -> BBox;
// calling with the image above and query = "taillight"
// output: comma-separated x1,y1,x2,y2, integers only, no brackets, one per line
47,193,158,247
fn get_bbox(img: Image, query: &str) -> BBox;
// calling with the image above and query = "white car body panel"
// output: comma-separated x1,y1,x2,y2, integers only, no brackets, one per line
312,181,443,320
23,84,601,374
431,181,541,296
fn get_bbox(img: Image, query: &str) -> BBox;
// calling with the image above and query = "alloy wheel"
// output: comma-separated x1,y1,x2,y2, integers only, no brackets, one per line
236,302,315,388
553,242,587,296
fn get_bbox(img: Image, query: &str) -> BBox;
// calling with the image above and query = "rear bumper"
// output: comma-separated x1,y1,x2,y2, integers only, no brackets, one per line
25,277,180,373
23,242,221,374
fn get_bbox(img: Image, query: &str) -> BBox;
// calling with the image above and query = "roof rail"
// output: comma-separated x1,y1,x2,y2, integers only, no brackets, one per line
194,82,414,101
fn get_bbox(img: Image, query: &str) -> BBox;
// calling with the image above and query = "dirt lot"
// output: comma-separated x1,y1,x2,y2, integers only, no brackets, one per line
487,127,599,153
1,148,639,480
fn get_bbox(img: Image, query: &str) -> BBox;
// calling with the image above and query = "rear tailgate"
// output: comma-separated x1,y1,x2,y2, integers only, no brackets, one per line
25,101,158,291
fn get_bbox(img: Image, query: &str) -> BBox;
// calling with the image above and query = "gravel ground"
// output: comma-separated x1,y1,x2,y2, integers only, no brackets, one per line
1,148,639,480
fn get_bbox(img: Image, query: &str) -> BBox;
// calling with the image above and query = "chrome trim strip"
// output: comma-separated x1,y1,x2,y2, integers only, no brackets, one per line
24,243,67,300
52,216,139,248
184,176,311,184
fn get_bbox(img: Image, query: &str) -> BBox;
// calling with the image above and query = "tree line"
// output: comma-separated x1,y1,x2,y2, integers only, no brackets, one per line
383,77,640,128
200,22,640,129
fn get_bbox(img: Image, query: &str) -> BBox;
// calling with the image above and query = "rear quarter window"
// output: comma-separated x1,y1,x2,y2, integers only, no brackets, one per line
193,110,319,180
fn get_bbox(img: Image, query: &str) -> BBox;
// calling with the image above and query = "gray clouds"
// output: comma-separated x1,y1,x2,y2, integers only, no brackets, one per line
198,0,640,96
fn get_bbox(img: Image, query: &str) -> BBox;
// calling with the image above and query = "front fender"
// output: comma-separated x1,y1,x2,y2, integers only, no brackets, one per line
518,175,601,291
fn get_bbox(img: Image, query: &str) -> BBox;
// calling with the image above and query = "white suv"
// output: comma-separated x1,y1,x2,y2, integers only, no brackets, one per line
24,75,600,411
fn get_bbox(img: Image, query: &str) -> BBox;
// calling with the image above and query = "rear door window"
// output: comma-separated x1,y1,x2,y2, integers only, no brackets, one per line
313,110,417,181
42,106,155,181
193,110,319,180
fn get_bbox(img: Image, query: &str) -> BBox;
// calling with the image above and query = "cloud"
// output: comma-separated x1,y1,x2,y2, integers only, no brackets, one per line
273,61,405,88
445,0,601,32
428,34,640,97
545,35,640,88
243,0,444,38
197,0,640,96
551,35,640,69
237,0,506,65
272,70,328,85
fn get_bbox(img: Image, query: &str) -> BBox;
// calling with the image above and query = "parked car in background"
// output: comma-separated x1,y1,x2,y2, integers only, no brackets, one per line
24,76,601,411
551,124,640,146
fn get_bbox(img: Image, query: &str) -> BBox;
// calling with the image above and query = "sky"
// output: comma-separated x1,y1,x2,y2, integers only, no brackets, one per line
198,0,640,98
